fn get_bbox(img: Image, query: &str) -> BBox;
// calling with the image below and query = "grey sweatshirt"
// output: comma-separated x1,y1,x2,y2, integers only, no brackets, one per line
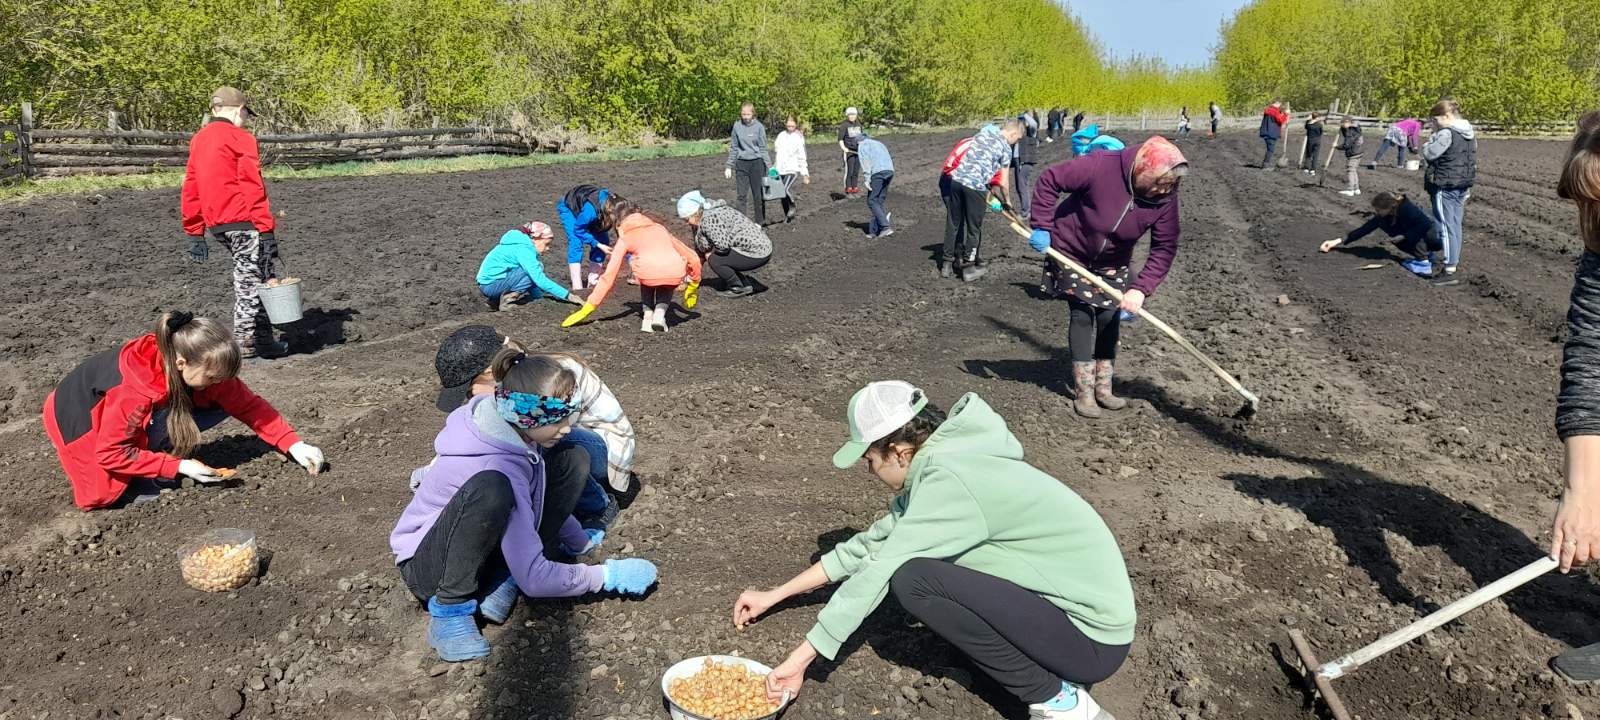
1559,251,1600,439
727,119,770,166
1421,118,1476,161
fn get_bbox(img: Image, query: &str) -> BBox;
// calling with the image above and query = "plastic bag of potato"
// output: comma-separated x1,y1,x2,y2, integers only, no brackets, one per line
178,528,258,592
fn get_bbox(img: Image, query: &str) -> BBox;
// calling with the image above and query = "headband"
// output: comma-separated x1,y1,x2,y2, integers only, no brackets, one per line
494,385,575,429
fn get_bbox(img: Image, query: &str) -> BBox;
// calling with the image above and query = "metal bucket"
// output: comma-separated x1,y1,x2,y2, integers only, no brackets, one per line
1405,159,1420,171
258,278,304,324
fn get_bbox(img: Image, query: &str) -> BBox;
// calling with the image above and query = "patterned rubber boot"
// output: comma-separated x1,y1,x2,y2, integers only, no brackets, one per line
1094,360,1128,410
1072,362,1101,418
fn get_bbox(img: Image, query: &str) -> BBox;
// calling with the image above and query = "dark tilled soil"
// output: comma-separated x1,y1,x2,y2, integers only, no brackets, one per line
1,130,1597,720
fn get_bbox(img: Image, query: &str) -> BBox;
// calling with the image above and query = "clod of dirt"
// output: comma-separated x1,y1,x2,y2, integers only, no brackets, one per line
211,686,244,717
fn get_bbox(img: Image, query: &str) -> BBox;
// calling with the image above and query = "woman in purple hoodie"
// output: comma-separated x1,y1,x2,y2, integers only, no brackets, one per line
390,351,659,661
1027,136,1187,418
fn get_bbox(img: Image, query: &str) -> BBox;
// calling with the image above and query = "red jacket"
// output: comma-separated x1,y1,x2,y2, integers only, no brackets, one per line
181,119,274,236
42,334,300,509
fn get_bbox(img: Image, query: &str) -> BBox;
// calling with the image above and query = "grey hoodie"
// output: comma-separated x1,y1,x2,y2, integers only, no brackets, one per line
727,119,770,166
1421,118,1476,161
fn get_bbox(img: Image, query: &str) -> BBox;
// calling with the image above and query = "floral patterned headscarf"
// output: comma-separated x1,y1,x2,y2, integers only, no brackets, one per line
494,387,574,429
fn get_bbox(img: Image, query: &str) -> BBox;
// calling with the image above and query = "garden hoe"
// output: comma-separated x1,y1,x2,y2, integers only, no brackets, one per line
1288,555,1557,720
1000,211,1261,418
1317,138,1339,188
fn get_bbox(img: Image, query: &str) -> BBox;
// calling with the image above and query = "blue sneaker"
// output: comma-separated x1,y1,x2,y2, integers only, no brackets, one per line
427,597,490,662
478,577,519,625
1029,682,1113,719
1401,259,1433,277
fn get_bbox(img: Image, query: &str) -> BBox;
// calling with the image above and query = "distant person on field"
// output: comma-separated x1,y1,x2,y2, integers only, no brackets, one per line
1072,110,1085,133
1301,111,1325,174
1047,107,1065,142
1370,118,1422,169
1336,117,1365,196
1548,110,1600,683
557,184,614,291
1318,191,1443,276
1208,101,1221,137
1178,107,1191,138
773,116,811,222
476,221,588,312
726,103,771,225
180,86,287,360
1258,100,1288,170
677,190,773,296
1013,111,1041,215
858,132,896,238
838,107,865,197
943,121,1024,282
1422,99,1476,282
1070,123,1125,158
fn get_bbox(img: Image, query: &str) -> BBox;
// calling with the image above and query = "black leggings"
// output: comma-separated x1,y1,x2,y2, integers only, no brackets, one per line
891,558,1129,704
1396,226,1444,259
399,445,589,603
640,285,675,307
708,251,769,289
942,181,986,264
1067,297,1121,362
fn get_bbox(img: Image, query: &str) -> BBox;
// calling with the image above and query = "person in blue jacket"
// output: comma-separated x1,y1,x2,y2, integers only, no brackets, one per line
1070,124,1124,157
476,221,585,311
558,184,613,291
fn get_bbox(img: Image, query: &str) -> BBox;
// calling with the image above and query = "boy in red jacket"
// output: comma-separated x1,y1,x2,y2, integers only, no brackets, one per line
181,87,286,360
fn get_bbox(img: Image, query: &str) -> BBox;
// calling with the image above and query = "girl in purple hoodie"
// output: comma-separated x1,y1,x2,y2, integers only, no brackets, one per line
390,351,658,661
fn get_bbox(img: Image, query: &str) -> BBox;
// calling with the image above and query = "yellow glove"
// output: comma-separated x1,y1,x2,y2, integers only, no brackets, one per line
684,281,700,309
561,303,597,328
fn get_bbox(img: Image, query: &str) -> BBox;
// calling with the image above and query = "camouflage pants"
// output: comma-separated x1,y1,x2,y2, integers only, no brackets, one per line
215,229,276,347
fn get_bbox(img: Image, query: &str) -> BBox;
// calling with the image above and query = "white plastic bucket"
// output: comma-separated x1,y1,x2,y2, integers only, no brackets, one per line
258,278,304,324
1405,159,1420,171
661,655,790,720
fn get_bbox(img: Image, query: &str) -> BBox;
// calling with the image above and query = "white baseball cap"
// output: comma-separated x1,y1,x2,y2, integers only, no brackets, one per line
845,107,859,116
832,381,928,469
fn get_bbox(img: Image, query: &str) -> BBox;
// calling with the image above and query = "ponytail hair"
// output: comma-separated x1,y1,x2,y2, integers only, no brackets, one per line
1558,111,1600,247
154,311,240,457
1370,190,1406,215
490,348,576,399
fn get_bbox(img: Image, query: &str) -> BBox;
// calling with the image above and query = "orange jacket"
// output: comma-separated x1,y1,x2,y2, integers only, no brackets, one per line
585,213,701,307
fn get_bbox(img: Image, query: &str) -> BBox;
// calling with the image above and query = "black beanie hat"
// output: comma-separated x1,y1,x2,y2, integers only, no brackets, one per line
435,325,506,412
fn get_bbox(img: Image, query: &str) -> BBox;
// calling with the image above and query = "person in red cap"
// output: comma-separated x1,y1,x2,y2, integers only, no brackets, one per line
181,86,286,360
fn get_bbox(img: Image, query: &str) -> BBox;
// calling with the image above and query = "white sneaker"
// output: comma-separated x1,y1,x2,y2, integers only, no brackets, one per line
1339,189,1359,196
1029,684,1113,720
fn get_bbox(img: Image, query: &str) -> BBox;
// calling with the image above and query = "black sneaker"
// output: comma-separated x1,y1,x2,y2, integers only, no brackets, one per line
962,266,988,283
243,339,290,360
579,493,621,532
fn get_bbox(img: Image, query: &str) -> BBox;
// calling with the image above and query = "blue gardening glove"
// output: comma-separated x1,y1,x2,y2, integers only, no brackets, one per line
563,528,605,556
1029,229,1051,253
602,558,658,595
767,167,779,179
186,235,208,263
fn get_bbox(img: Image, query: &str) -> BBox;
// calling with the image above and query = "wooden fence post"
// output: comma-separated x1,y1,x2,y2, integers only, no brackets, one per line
19,102,34,178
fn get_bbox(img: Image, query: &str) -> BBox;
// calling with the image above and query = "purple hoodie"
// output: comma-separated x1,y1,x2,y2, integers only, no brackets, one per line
1028,142,1181,296
1394,119,1423,149
390,395,602,597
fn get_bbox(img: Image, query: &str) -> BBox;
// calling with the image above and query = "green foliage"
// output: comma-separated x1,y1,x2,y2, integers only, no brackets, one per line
1215,0,1600,125
2,0,1222,136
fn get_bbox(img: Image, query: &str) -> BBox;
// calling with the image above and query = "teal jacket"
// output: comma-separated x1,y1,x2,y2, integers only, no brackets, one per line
475,230,570,301
806,394,1136,660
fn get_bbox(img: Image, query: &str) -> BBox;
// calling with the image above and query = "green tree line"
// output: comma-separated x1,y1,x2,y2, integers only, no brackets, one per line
1213,0,1600,125
2,0,1219,138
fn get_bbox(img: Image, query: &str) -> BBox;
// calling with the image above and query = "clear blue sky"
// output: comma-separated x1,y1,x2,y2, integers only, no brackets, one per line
1063,0,1253,68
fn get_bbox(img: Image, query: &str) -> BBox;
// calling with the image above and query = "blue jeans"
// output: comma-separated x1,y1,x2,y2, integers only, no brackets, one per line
557,427,611,517
1430,188,1470,269
867,171,894,235
478,268,543,302
1374,138,1405,166
146,407,231,451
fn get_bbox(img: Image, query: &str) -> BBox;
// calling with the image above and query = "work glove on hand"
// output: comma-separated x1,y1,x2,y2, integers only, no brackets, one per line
767,167,779,179
186,236,208,263
684,281,700,309
988,197,1004,213
1029,229,1051,253
562,303,597,328
602,558,658,595
288,441,325,475
724,167,733,180
563,528,605,557
178,459,223,484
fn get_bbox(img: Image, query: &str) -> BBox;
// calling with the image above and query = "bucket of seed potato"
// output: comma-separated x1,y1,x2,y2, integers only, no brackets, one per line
178,528,258,592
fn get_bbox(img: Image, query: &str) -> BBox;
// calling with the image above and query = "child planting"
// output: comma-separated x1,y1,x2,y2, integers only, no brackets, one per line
733,382,1134,720
677,191,772,297
558,184,614,290
1319,191,1444,276
475,221,586,311
392,350,658,662
561,196,702,333
43,311,326,510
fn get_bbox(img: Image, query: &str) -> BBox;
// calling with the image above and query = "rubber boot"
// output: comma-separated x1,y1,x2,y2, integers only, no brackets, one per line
1093,360,1128,410
640,306,655,333
1552,641,1600,683
939,262,953,279
1071,362,1101,418
651,304,668,333
478,577,519,625
427,597,490,661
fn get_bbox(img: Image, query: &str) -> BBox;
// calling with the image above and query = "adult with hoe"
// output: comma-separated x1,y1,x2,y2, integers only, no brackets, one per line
558,184,615,291
732,381,1135,720
943,121,1024,282
773,116,811,222
1422,99,1477,282
1547,110,1600,682
181,86,287,360
1027,136,1186,418
1259,100,1288,170
726,103,771,225
677,190,772,296
838,107,865,197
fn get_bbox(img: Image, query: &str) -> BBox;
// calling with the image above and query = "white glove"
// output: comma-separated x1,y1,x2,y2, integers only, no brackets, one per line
178,459,223,484
724,167,733,179
289,441,325,475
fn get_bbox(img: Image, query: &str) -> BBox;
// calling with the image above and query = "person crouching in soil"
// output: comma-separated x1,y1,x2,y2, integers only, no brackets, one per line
433,325,635,531
733,381,1134,720
558,184,615,291
677,191,772,297
1319,191,1444,277
392,350,659,662
43,311,326,510
475,221,588,311
1028,136,1185,418
561,196,702,333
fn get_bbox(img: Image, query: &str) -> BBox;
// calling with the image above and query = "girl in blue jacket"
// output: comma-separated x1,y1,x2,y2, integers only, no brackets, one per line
476,221,584,311
559,185,613,290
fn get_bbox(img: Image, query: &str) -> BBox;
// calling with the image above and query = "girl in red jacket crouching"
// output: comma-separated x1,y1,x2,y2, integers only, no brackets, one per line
43,311,326,510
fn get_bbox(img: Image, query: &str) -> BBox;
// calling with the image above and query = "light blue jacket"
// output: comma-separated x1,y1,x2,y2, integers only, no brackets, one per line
857,137,894,176
476,230,570,300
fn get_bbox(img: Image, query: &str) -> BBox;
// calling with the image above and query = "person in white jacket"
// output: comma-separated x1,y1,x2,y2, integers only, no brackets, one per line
773,116,811,223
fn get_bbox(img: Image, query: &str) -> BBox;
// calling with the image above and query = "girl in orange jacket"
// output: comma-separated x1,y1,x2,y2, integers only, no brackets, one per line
562,196,702,333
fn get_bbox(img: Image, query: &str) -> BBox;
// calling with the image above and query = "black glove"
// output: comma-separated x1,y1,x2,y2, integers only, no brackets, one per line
259,232,280,263
186,235,208,263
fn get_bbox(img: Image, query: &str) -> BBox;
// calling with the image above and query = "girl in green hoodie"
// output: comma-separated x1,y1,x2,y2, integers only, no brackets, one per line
732,381,1134,720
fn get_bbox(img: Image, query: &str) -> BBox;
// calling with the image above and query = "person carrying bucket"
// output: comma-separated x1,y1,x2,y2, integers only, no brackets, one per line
561,196,702,333
181,86,288,360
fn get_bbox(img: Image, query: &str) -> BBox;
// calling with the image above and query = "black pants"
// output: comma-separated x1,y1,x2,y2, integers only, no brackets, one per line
1396,226,1444,259
844,152,861,190
733,158,768,224
1068,297,1121,362
1014,162,1036,215
942,182,987,265
708,251,769,289
891,558,1129,704
1302,141,1321,170
399,445,589,603
1261,137,1277,168
640,284,674,307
